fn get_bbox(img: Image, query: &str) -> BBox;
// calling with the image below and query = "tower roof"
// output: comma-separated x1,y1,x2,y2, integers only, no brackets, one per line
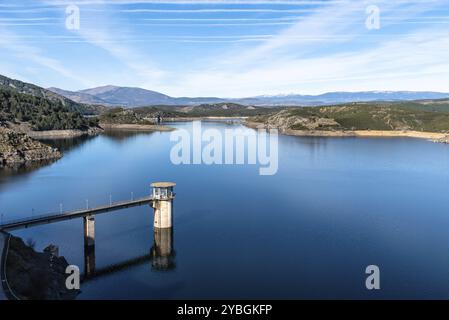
151,182,176,188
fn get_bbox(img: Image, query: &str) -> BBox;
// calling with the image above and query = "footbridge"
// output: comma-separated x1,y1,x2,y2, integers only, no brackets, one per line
0,182,177,298
0,196,153,231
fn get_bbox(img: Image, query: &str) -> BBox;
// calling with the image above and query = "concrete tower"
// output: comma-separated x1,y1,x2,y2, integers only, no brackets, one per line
151,182,176,229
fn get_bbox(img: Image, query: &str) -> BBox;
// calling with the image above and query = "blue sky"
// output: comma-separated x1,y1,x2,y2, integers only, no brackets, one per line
0,0,449,97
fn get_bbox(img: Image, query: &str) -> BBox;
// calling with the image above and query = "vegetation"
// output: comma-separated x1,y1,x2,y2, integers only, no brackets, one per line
0,88,98,131
99,107,157,124
174,103,275,117
252,103,449,133
0,74,106,115
99,104,275,124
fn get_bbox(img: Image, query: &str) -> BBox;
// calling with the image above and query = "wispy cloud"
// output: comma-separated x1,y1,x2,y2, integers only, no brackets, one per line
153,0,449,96
34,0,348,5
2,0,448,95
0,29,94,87
77,27,166,80
161,29,449,97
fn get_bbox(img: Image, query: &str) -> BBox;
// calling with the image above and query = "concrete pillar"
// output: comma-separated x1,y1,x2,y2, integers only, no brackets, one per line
83,215,95,247
152,199,173,229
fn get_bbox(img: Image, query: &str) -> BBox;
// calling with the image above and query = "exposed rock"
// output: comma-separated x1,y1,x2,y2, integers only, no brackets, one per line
5,235,79,300
434,136,449,144
251,109,341,132
0,128,61,166
27,126,103,139
43,245,59,258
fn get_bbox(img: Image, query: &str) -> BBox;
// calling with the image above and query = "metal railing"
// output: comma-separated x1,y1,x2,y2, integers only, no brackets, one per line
0,195,152,230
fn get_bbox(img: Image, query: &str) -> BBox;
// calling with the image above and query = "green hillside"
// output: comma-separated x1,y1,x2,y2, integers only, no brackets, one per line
0,88,98,131
0,74,106,115
251,104,449,132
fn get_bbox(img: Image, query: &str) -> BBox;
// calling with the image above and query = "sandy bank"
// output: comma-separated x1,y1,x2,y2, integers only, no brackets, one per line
100,123,175,132
164,116,247,122
245,121,449,142
5,122,102,139
28,128,100,139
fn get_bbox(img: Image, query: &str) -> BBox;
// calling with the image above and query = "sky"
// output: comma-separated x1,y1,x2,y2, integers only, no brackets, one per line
0,0,448,97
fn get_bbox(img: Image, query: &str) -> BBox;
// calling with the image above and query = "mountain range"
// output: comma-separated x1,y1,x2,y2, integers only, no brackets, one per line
48,85,449,107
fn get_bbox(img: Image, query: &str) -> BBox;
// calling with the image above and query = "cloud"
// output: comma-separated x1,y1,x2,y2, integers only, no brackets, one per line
35,0,167,87
154,0,449,96
0,29,94,87
161,27,449,97
77,27,166,81
4,0,449,96
36,0,346,5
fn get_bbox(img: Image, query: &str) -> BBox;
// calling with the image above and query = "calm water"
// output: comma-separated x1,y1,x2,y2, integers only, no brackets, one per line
2,122,449,299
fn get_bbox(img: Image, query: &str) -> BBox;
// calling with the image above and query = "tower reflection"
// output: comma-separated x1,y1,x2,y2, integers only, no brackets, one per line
84,245,96,278
150,227,176,271
82,227,176,281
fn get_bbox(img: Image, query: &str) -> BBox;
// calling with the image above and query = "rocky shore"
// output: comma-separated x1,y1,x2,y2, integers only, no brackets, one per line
27,127,102,139
100,123,175,132
0,128,61,166
245,121,449,143
4,235,79,300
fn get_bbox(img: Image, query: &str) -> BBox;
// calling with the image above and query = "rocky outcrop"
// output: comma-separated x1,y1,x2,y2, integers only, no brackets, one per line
434,136,449,144
250,109,341,132
0,128,61,166
5,235,79,300
27,126,103,139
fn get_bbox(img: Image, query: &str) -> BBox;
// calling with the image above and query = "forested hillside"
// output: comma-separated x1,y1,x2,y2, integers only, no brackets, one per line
0,88,98,131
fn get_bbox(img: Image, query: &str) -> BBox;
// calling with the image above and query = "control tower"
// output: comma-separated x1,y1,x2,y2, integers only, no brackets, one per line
151,182,176,229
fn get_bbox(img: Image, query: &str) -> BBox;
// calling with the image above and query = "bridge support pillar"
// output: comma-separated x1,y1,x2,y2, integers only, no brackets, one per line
151,182,176,229
83,215,95,247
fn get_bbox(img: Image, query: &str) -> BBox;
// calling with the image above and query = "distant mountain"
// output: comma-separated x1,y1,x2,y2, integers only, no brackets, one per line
241,91,449,106
80,85,174,107
47,87,108,105
48,85,449,107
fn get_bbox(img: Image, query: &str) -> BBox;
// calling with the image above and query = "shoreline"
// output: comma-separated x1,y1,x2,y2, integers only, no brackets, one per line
164,116,247,122
99,123,175,132
245,121,449,142
28,128,100,139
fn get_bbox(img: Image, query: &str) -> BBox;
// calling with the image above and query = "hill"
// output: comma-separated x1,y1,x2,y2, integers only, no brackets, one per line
0,87,98,131
99,104,274,125
47,87,109,106
78,85,173,107
0,75,106,115
249,103,449,133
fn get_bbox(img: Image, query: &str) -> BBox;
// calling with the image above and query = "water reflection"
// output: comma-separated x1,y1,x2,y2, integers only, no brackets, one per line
0,159,57,178
101,130,155,143
84,245,95,278
82,227,176,282
150,228,176,271
0,135,92,184
38,135,92,153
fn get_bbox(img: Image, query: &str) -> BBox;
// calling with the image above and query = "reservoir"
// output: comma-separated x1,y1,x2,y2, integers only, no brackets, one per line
1,121,449,299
